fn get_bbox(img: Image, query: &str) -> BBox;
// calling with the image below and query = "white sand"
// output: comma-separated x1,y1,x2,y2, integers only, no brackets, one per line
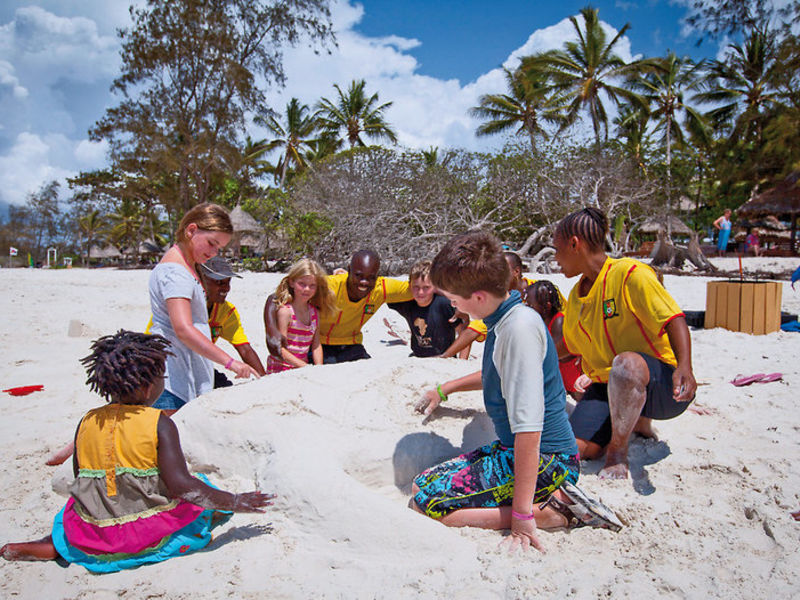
1,258,799,598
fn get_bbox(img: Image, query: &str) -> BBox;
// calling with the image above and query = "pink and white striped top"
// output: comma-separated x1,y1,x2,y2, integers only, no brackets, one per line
267,304,319,374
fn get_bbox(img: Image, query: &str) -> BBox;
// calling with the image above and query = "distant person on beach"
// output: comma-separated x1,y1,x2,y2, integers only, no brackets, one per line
1,331,273,571
553,207,697,480
411,231,621,550
745,229,762,257
264,250,413,364
713,208,733,256
386,260,467,357
265,258,336,373
149,203,259,414
146,255,265,387
525,280,584,400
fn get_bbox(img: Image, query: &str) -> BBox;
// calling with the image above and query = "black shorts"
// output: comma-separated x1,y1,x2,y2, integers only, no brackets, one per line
569,352,689,447
322,343,371,364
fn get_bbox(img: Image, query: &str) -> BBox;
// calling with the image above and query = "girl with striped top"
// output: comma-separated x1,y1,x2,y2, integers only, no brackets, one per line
266,259,336,374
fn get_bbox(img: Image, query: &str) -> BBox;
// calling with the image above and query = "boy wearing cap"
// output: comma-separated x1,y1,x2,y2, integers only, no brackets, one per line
147,256,265,385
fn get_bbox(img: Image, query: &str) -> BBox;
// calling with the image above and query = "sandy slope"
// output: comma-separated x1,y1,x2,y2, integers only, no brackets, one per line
0,259,798,599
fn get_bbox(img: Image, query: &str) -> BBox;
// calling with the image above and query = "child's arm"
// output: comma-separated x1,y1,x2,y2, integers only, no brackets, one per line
549,315,578,363
157,415,274,512
167,298,258,379
509,431,544,552
415,370,482,415
277,306,309,368
440,327,479,358
311,326,323,365
235,343,266,376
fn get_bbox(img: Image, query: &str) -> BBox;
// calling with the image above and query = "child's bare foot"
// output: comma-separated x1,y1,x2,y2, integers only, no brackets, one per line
1,538,58,561
598,449,629,480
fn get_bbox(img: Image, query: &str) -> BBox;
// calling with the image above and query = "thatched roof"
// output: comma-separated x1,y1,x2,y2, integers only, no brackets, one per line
230,205,261,232
89,244,121,259
638,216,693,235
737,172,800,217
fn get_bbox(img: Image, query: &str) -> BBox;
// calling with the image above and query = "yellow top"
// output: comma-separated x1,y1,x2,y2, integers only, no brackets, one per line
75,404,161,497
320,273,413,345
562,257,684,383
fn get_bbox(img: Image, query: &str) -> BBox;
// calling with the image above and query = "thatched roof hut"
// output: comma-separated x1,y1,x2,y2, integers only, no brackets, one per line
230,205,260,233
229,205,263,258
638,216,693,236
736,172,800,254
88,244,121,259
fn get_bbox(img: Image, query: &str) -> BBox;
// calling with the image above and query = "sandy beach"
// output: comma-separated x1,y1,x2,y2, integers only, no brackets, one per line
1,257,799,599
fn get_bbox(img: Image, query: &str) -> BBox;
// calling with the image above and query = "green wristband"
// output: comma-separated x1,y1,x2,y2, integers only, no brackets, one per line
437,384,448,403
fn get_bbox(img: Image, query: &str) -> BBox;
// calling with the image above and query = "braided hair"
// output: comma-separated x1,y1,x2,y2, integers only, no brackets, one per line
80,330,171,403
555,207,608,251
527,280,562,317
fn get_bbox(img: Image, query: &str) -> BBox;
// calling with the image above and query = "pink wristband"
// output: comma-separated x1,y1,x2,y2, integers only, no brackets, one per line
511,509,535,521
225,357,234,370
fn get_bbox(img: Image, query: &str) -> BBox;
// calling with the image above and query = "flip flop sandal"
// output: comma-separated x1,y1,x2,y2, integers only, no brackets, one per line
540,481,624,532
730,373,766,386
757,373,783,383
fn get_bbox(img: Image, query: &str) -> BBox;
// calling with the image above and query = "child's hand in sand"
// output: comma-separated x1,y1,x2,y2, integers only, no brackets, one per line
501,517,545,554
414,389,441,415
573,374,591,394
232,491,276,513
230,360,260,380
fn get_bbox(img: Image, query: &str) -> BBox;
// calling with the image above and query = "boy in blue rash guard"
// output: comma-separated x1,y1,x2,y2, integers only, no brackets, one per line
411,231,621,551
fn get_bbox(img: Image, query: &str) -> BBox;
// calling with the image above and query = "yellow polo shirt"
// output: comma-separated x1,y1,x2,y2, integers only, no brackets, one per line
320,273,413,345
562,257,684,383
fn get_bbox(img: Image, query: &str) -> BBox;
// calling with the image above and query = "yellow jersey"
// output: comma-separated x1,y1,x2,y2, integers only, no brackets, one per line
320,273,413,345
562,257,684,383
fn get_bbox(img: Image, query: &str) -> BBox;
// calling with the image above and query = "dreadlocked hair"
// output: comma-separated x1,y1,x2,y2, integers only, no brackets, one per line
555,207,608,251
80,330,171,404
527,280,562,316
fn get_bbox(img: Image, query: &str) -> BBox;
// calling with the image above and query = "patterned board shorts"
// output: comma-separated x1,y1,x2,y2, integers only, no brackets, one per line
413,441,580,519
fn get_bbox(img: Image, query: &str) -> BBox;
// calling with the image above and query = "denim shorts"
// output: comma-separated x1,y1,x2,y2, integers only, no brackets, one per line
152,388,187,411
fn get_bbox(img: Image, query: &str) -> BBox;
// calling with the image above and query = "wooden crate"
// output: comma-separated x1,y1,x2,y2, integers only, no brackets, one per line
704,281,782,334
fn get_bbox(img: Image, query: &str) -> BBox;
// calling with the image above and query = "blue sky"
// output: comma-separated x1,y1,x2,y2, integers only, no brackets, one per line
0,0,722,209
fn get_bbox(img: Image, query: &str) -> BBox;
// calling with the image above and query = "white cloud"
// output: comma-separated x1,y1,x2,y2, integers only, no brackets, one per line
0,59,27,98
0,132,72,205
74,138,108,165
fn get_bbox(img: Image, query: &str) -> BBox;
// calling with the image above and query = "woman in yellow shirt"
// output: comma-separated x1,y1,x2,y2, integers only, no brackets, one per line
553,207,697,481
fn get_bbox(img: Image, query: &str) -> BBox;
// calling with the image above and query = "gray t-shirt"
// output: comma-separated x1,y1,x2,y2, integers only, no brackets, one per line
148,262,213,403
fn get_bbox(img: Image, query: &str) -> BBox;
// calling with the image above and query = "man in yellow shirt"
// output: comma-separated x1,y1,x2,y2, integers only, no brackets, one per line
265,249,412,363
553,208,696,481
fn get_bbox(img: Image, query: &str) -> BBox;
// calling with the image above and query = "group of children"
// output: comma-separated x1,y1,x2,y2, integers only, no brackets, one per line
2,205,697,569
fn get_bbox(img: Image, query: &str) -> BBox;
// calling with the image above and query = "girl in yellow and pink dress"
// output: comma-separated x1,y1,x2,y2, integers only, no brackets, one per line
1,330,273,572
266,259,336,374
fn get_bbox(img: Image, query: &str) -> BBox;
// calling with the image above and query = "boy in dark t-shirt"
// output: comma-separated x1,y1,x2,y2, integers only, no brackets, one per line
387,260,465,357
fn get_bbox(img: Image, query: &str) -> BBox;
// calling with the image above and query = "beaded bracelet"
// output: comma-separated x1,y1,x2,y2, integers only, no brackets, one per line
225,357,234,370
511,509,535,521
436,384,448,403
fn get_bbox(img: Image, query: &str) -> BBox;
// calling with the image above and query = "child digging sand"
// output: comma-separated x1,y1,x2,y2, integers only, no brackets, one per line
266,258,336,373
1,330,273,572
412,231,621,551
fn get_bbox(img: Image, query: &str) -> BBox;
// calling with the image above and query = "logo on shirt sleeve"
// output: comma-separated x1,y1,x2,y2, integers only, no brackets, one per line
603,299,618,320
364,304,376,315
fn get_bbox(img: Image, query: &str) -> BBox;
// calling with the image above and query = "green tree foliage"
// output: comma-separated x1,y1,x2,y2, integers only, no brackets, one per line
317,79,398,148
469,68,564,152
261,98,321,186
90,0,334,212
520,7,643,143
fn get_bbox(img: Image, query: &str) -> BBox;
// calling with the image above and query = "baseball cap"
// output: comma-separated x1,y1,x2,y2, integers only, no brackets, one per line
198,256,242,280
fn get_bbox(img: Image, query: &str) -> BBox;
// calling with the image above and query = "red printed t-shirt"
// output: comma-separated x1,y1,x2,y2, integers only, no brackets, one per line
320,273,412,345
562,257,684,383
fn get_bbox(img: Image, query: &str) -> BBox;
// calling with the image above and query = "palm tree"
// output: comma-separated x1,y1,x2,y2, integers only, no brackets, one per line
629,53,709,235
317,80,398,149
521,7,642,143
693,28,781,145
612,104,651,174
469,68,564,152
107,199,143,263
78,209,107,266
261,99,319,187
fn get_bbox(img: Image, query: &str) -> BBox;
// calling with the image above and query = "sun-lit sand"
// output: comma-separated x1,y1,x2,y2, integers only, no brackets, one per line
1,257,799,598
